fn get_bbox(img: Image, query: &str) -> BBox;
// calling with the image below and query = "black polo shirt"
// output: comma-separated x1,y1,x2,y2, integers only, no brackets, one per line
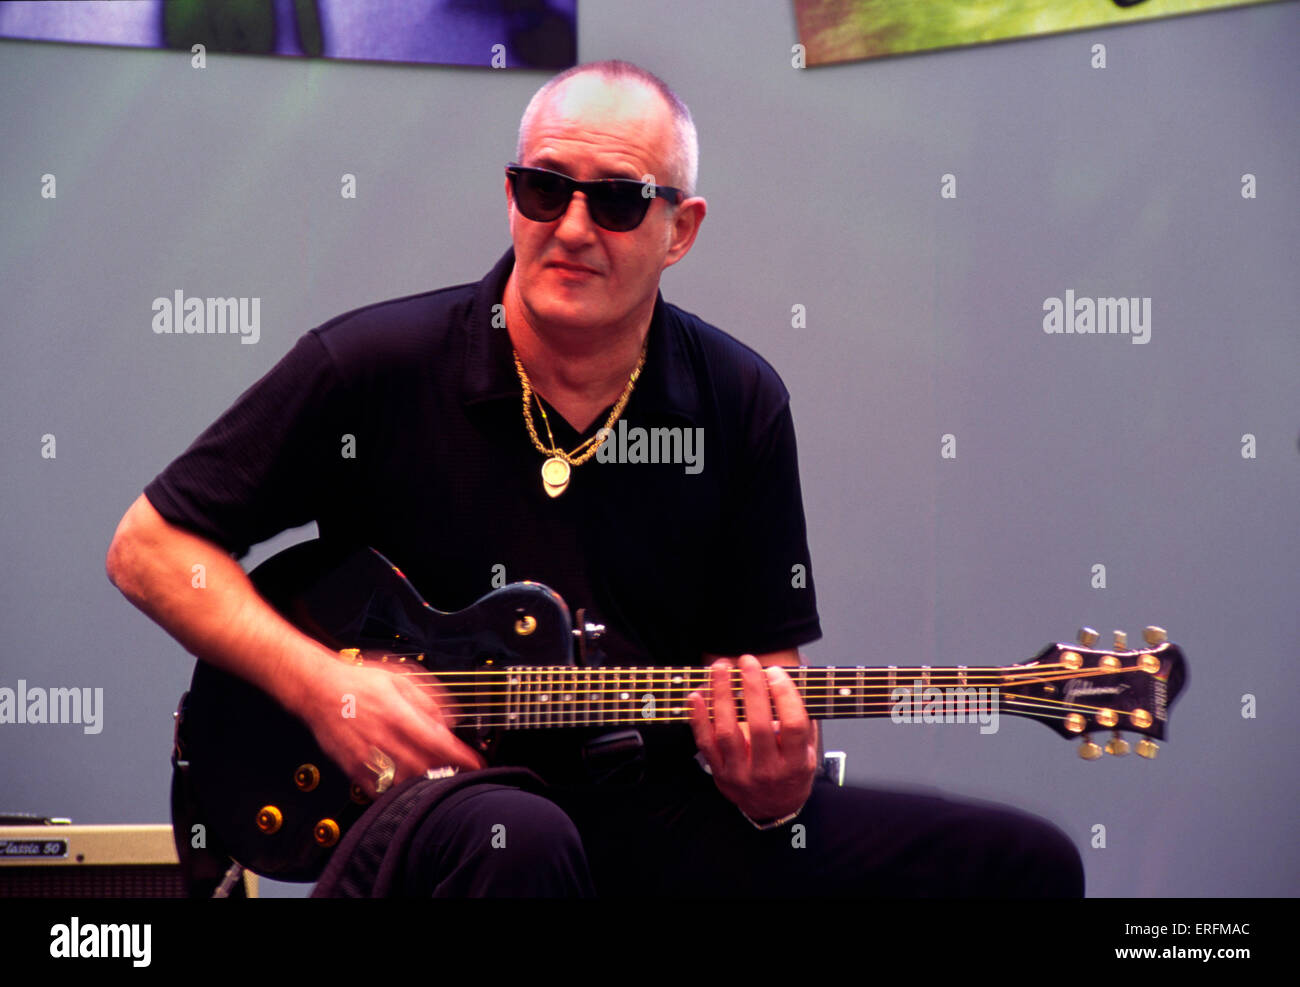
145,248,821,670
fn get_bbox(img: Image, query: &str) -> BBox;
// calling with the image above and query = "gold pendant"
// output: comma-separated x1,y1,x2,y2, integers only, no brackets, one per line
541,456,570,498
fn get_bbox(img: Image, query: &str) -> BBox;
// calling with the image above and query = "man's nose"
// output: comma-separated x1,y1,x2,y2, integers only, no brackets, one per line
553,190,599,243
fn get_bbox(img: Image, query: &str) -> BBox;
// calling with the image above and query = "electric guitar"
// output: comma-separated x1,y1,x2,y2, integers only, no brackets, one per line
175,539,1188,881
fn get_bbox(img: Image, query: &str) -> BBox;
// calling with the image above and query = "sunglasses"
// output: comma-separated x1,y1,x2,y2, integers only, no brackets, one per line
506,164,684,232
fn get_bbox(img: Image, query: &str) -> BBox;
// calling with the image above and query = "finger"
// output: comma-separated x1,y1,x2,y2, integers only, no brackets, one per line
767,665,812,763
390,725,485,779
439,729,488,771
687,691,719,769
709,659,746,765
738,656,778,761
395,671,450,726
384,680,485,772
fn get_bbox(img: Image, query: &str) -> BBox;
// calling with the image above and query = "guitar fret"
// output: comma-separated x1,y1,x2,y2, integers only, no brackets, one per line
555,666,564,728
529,667,538,730
581,667,589,727
522,665,533,728
605,667,613,725
537,666,546,729
545,667,553,728
540,666,550,729
575,666,583,727
610,667,619,726
522,667,531,730
565,665,575,728
504,670,514,729
634,667,643,723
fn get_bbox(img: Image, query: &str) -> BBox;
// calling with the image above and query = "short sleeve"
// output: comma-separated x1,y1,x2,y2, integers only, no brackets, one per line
143,331,348,558
702,400,822,656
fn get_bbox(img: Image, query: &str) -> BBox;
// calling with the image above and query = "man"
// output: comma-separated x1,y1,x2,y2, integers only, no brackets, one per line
107,60,1083,896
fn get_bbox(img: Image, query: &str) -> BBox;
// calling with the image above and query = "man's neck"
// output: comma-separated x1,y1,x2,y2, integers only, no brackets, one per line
502,271,652,434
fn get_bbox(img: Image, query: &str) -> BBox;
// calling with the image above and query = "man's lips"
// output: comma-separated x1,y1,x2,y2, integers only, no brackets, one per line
547,261,601,275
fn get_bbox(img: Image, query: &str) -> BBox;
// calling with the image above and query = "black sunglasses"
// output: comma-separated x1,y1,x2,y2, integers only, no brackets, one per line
506,164,684,232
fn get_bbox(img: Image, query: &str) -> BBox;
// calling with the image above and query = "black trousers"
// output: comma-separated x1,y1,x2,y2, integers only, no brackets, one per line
399,759,1084,897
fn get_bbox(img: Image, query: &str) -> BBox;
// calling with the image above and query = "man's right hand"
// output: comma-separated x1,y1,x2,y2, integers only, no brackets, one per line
298,658,486,798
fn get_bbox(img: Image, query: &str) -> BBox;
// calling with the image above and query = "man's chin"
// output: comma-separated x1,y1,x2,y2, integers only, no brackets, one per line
524,297,610,334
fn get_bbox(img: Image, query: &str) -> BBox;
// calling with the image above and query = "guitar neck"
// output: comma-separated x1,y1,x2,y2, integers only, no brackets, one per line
428,663,1026,730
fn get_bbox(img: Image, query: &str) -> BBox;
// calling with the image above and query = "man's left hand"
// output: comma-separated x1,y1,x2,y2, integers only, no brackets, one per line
687,654,818,823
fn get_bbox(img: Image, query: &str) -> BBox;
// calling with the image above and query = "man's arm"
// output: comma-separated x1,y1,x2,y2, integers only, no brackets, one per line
105,494,483,793
688,648,821,823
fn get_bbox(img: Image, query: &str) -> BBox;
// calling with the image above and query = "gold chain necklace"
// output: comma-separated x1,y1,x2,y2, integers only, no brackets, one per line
512,341,647,498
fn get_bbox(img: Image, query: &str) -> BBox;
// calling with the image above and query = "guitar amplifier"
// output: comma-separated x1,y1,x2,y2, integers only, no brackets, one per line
0,822,258,898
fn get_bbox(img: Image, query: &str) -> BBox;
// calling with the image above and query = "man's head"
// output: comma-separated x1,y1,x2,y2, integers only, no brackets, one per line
505,60,706,344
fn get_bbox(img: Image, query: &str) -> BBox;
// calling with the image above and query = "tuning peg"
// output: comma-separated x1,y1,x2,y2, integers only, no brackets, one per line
1136,739,1158,759
1076,627,1099,647
1078,736,1103,760
1143,626,1168,646
1105,732,1130,756
1112,630,1128,651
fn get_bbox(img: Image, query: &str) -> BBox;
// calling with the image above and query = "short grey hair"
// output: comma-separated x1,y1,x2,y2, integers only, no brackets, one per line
516,59,699,197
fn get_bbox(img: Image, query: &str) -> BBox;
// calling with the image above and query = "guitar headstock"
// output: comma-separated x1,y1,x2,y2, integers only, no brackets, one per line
1000,626,1187,759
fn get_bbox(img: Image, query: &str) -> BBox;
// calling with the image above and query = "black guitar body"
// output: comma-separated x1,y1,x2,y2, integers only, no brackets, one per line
176,539,574,881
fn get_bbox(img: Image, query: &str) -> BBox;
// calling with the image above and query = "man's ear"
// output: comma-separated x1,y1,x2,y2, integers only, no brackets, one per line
662,196,707,271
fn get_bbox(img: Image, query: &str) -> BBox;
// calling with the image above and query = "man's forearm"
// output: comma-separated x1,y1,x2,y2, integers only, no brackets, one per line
105,493,338,715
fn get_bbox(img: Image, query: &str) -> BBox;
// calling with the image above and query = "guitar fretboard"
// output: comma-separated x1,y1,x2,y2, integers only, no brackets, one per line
429,664,1018,729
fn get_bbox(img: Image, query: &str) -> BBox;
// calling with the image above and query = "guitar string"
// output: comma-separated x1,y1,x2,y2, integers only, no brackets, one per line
347,659,1150,685
330,656,1159,724
403,674,1149,712
389,663,1147,696
395,692,1136,725
389,705,1109,729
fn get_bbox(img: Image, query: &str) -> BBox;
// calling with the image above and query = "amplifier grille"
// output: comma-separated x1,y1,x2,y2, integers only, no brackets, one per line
0,864,187,898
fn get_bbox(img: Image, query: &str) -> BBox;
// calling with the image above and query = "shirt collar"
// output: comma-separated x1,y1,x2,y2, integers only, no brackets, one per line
462,247,701,426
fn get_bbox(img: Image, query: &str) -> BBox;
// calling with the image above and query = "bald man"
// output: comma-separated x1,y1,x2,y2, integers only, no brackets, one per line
108,60,1083,897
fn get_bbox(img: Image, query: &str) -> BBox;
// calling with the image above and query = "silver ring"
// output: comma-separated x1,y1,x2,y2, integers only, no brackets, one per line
365,746,396,794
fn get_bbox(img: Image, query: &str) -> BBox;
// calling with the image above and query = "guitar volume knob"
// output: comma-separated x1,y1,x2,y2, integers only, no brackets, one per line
256,806,283,834
294,764,320,792
314,819,341,847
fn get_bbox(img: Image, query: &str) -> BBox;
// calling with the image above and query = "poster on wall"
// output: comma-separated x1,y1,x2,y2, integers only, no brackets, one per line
0,0,576,69
793,0,1289,65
